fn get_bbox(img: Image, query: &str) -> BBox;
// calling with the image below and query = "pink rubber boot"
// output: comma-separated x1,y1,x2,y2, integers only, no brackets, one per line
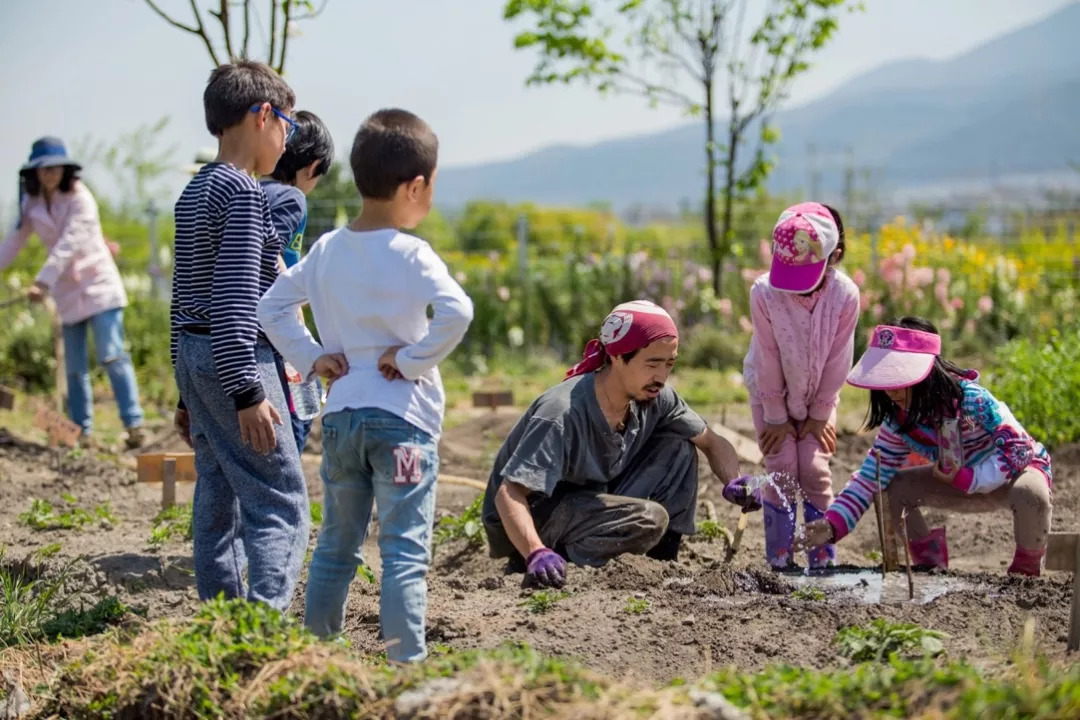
908,527,949,570
1007,545,1044,577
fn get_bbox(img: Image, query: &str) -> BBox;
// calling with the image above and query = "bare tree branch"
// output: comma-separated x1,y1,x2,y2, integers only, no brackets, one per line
268,0,278,68
275,0,294,74
143,0,198,32
209,0,235,60
243,0,252,58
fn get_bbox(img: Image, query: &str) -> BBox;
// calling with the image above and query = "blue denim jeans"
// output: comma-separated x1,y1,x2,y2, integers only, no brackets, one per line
304,408,439,663
174,332,309,611
62,307,144,432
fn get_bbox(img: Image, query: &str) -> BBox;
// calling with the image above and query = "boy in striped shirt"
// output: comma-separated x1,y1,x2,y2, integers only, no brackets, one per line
170,61,316,611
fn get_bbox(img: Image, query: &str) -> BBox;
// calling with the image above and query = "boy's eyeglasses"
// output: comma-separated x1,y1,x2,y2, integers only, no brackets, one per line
250,104,298,142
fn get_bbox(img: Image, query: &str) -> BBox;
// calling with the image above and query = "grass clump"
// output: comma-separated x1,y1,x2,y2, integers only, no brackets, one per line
834,618,947,663
1,549,128,648
624,596,651,614
433,496,486,548
705,656,1080,719
33,543,63,560
791,586,826,601
18,497,92,531
148,503,194,546
694,519,732,544
520,590,570,614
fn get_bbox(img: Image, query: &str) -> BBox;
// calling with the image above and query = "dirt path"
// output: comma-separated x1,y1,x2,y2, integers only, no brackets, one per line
1,407,1077,682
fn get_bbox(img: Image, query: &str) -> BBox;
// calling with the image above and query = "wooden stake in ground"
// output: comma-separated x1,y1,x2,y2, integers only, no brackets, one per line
46,298,65,414
725,511,750,563
162,458,177,511
900,508,915,600
1046,532,1080,651
871,449,889,579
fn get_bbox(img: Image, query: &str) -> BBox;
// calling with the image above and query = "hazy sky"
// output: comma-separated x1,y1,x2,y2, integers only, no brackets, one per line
1,0,1076,208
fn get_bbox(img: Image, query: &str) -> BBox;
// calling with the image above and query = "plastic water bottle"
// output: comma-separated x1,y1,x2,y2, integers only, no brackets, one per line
284,362,322,421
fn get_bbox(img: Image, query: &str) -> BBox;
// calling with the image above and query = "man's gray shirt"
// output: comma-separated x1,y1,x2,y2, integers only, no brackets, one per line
482,372,707,556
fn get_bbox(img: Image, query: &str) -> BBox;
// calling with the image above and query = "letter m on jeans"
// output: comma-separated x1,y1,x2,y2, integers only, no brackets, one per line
393,446,422,484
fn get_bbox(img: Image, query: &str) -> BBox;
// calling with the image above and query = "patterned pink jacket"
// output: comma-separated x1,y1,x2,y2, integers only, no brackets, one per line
742,267,861,425
0,182,127,325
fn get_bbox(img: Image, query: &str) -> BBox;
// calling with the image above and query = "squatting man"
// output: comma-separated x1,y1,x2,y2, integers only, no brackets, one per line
481,300,742,587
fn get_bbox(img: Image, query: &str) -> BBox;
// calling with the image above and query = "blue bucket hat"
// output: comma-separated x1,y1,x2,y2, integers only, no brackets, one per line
19,136,81,174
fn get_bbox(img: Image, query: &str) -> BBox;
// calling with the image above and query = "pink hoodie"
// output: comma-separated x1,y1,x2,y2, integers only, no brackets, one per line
743,267,860,425
0,181,127,325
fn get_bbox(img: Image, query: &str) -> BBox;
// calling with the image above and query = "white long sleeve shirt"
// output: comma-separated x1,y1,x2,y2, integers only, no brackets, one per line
257,226,474,439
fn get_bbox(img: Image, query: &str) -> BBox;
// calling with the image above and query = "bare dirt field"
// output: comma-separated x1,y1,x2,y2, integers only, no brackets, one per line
3,399,1077,688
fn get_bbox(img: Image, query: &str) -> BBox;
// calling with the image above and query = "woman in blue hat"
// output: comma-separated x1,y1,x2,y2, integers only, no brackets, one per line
0,137,145,448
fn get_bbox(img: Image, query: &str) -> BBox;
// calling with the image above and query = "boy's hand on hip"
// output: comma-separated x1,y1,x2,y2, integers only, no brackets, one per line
174,409,193,448
378,346,405,381
799,418,837,454
314,353,349,380
758,420,795,455
238,400,282,455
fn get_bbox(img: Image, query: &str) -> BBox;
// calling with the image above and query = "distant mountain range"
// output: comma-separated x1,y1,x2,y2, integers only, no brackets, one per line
438,2,1080,210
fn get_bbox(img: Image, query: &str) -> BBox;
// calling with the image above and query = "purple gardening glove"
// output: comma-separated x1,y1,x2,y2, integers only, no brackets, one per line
524,548,566,588
722,475,762,512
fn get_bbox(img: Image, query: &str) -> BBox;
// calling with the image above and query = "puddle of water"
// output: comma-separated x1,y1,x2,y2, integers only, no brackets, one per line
787,568,981,605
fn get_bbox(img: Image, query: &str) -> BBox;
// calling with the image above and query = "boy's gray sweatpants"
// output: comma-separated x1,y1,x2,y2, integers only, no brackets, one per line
175,331,310,611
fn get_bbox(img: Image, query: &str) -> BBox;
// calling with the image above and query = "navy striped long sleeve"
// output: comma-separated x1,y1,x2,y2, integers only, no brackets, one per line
170,164,281,410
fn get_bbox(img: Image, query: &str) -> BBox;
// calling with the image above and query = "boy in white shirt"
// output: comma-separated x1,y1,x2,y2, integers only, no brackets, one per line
257,108,473,662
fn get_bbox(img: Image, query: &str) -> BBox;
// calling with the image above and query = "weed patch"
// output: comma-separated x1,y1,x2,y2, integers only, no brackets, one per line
148,503,193,546
624,596,650,614
520,590,570,614
433,497,486,548
18,498,92,531
791,587,825,601
834,619,947,663
693,519,732,544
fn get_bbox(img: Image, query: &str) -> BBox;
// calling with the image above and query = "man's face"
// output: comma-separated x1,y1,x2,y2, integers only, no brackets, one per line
611,336,678,402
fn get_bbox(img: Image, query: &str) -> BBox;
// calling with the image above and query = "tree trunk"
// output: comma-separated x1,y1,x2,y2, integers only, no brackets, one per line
704,80,721,296
718,121,738,297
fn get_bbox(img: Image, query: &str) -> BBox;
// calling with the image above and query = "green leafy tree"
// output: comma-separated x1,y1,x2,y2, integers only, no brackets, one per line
76,117,178,216
503,0,857,293
143,0,329,73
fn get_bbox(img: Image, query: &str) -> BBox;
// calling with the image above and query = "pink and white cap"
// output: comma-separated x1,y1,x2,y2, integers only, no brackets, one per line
768,202,840,293
847,325,942,390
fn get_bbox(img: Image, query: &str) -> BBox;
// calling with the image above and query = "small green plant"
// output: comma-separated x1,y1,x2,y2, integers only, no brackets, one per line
433,497,486,548
40,596,130,641
356,563,377,584
520,590,570,614
34,542,63,559
834,619,947,663
694,519,733,544
148,503,194,546
93,502,118,526
865,549,883,564
624,596,650,614
18,498,93,531
310,501,324,525
791,587,825,601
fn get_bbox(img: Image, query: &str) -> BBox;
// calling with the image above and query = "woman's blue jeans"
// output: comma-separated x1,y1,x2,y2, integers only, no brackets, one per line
61,307,144,432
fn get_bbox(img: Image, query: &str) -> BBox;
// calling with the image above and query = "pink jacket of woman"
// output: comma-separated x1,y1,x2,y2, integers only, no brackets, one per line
0,181,127,325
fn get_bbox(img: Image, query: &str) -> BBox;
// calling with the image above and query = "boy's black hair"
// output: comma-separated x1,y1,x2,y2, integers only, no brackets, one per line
822,203,846,263
350,108,438,200
270,110,335,183
21,166,79,196
864,316,966,434
203,60,296,137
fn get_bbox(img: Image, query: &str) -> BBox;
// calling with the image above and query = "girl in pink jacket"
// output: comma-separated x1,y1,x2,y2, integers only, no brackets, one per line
742,202,860,569
0,138,144,448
